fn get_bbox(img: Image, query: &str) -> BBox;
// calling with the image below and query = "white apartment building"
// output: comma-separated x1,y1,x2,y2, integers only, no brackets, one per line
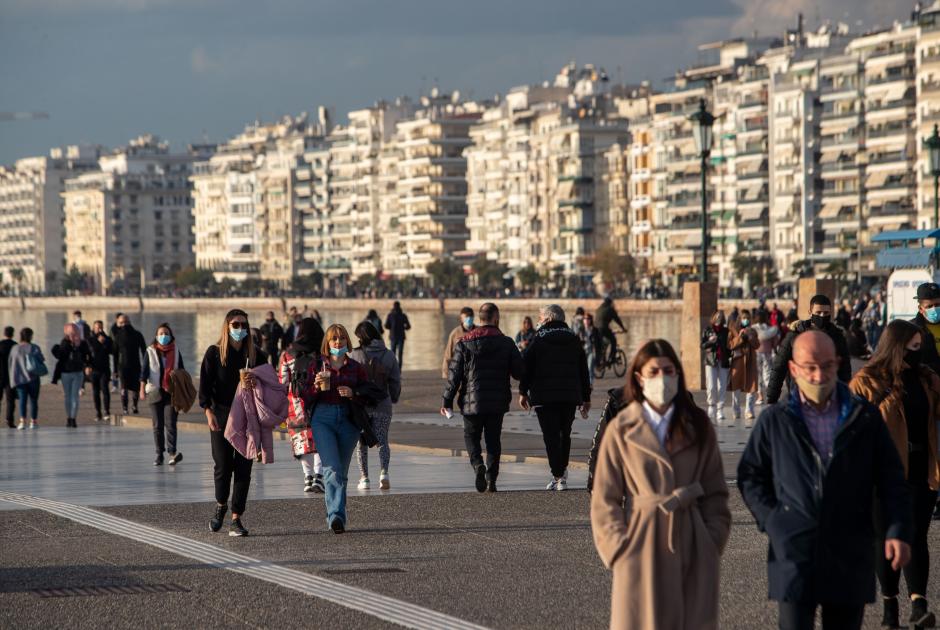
917,3,940,227
0,145,100,292
191,114,325,285
63,135,206,293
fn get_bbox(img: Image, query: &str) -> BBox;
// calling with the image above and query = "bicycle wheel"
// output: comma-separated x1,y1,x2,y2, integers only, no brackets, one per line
593,360,606,380
612,349,628,378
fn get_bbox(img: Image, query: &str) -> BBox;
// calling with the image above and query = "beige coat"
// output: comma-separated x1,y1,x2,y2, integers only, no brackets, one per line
728,327,759,393
441,324,470,378
591,401,731,630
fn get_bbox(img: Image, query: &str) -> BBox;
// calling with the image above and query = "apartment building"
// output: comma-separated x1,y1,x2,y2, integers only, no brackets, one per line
0,145,100,292
63,135,205,293
917,3,940,227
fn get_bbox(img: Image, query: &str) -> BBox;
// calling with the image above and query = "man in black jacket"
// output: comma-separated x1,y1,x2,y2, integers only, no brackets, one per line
739,331,911,630
88,321,114,421
910,282,940,375
112,313,147,415
441,302,523,493
518,304,591,491
259,311,284,368
766,294,851,405
0,326,16,427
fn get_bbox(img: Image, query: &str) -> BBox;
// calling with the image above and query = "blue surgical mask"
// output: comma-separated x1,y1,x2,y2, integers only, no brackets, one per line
157,334,171,345
741,319,750,327
927,306,940,324
463,317,473,328
230,328,248,342
329,346,348,357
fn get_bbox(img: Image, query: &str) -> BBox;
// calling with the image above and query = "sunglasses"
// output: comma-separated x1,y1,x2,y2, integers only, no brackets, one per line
229,321,249,329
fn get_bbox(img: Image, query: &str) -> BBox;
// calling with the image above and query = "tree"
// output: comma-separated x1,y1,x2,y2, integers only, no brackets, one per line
426,259,465,292
790,259,813,279
516,265,541,291
61,265,84,292
824,259,849,283
174,266,215,290
293,272,323,293
578,246,636,289
354,273,376,292
472,256,508,291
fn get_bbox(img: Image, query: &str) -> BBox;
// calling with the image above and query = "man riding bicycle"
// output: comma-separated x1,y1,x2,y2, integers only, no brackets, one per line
594,296,626,364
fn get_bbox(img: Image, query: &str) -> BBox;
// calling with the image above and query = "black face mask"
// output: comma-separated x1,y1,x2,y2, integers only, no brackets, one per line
905,349,922,369
810,314,831,329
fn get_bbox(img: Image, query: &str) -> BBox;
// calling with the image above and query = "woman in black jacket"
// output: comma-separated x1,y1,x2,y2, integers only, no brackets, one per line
701,310,730,424
586,387,626,493
51,323,92,428
198,309,266,537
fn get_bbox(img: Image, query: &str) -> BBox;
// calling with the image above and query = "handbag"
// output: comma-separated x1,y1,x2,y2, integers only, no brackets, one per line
26,347,48,378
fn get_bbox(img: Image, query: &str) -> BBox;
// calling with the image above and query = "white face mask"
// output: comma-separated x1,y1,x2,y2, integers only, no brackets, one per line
642,374,679,408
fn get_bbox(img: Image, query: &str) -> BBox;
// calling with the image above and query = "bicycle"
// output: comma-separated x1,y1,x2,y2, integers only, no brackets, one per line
593,330,628,379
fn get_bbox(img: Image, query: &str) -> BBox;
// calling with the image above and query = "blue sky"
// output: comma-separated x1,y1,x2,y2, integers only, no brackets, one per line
0,0,903,164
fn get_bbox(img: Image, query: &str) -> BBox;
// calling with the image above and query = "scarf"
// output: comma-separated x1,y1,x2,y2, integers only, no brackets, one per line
155,341,176,392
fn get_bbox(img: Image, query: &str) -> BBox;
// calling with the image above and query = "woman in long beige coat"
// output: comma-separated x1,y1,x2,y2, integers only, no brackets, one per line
591,338,731,630
728,309,760,425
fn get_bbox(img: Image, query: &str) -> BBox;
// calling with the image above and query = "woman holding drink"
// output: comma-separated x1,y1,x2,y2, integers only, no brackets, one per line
198,309,267,537
307,324,369,534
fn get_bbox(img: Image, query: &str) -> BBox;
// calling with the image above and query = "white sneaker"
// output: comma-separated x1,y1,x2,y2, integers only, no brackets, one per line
303,475,314,492
16,419,24,430
379,471,390,490
29,420,37,429
357,477,370,490
103,414,111,422
556,478,568,491
546,478,558,491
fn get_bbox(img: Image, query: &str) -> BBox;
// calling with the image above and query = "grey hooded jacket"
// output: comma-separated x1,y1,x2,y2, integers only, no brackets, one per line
349,338,402,417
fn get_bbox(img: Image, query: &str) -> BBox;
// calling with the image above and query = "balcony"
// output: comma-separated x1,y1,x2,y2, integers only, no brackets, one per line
821,109,859,120
922,81,940,95
867,152,909,165
866,98,915,113
867,125,909,139
821,134,861,148
820,161,858,172
737,169,769,180
867,72,915,86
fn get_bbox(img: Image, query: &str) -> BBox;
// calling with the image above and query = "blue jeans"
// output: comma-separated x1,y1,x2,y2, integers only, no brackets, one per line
16,380,39,420
390,338,404,367
311,403,360,527
61,371,83,419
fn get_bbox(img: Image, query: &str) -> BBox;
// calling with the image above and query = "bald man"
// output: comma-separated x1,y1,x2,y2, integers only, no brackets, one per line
738,330,912,630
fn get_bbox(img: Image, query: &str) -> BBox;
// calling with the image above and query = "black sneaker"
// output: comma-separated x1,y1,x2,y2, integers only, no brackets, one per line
312,474,325,493
911,597,936,628
153,455,163,466
168,453,182,466
229,518,248,537
330,518,345,534
474,465,487,493
132,406,138,414
486,481,498,493
122,407,129,415
210,504,227,532
933,502,940,521
882,597,899,629
303,475,314,492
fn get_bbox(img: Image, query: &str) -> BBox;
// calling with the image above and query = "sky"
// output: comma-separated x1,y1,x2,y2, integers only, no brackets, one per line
0,0,909,165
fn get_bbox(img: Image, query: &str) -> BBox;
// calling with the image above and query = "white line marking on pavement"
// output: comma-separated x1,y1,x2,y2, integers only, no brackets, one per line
0,492,489,630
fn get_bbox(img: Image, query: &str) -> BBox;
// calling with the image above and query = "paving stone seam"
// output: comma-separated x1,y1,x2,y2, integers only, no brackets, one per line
0,491,489,630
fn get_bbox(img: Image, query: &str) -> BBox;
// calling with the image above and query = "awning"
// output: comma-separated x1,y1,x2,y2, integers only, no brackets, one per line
817,202,843,219
556,180,574,199
738,206,765,221
685,232,702,248
865,171,889,188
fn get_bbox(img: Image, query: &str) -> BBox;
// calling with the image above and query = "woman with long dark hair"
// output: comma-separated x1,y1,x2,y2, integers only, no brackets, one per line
140,322,184,466
591,338,730,630
278,317,326,494
198,309,266,537
349,321,401,490
850,319,940,628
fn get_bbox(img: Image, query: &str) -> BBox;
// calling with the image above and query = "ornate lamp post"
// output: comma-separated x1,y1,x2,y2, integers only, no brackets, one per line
924,124,940,230
690,98,715,282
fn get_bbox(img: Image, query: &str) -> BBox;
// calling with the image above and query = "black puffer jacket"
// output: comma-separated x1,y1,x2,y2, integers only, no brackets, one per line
766,319,851,404
51,339,92,384
737,383,911,604
586,387,626,493
519,321,590,406
701,325,731,368
442,325,524,416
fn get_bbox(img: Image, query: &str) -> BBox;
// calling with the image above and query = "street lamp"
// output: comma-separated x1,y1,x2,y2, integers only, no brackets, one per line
690,98,715,282
925,124,940,230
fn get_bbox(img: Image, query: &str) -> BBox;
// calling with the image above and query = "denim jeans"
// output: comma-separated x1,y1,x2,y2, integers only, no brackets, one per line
150,390,178,455
61,371,84,419
16,380,39,420
311,403,360,527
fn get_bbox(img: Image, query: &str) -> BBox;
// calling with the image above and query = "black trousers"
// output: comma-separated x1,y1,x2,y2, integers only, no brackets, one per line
536,404,577,478
150,391,178,456
2,385,14,426
463,413,504,481
209,406,252,514
778,602,864,630
599,328,617,361
875,478,937,597
91,370,111,417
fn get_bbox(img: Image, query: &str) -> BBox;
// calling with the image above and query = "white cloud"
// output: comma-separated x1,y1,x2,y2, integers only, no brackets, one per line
728,0,907,37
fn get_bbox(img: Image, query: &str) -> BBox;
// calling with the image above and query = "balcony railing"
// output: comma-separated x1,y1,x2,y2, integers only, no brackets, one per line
867,126,909,138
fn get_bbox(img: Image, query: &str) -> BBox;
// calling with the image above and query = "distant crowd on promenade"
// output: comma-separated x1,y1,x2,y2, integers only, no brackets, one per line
8,282,940,630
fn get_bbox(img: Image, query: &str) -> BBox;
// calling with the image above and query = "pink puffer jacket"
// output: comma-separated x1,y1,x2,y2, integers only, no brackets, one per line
224,363,288,463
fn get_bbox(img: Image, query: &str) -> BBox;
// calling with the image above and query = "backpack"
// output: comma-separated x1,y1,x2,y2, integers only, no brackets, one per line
364,355,390,400
26,346,48,378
